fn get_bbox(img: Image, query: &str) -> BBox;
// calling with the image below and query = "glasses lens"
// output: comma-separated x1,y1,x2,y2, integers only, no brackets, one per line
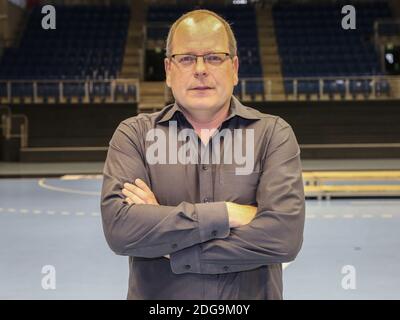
176,55,196,66
204,54,227,65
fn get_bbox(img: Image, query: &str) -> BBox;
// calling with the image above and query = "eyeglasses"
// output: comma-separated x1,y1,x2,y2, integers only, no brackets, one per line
169,52,232,68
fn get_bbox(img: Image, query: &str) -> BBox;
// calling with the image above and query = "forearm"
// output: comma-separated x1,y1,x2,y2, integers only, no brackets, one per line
169,203,304,274
101,175,230,258
162,202,258,260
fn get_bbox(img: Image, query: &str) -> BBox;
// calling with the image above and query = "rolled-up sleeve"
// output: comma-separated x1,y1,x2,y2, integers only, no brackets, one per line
170,118,305,274
101,120,230,258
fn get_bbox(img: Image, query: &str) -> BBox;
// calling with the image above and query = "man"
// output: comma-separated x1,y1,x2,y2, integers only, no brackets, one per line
101,9,305,299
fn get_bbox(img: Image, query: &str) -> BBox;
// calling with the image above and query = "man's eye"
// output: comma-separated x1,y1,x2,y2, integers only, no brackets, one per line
179,56,195,64
206,55,223,63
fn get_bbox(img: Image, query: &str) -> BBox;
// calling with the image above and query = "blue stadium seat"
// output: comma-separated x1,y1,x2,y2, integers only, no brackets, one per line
375,79,391,96
12,83,34,99
323,80,346,98
90,82,111,101
127,85,137,101
245,80,264,98
349,79,372,97
273,2,391,78
37,83,60,102
0,5,129,82
0,82,7,98
63,83,86,101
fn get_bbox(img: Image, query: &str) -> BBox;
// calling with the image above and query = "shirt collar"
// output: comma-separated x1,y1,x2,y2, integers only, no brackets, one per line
156,96,261,124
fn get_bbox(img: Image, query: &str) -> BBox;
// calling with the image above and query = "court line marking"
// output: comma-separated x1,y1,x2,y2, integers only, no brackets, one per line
0,208,99,217
38,178,101,196
61,175,103,180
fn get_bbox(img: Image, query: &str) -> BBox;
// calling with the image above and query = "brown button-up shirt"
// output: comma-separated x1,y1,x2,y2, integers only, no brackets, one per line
100,96,305,300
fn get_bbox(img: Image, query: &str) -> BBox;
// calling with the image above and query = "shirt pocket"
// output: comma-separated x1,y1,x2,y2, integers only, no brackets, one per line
218,167,260,204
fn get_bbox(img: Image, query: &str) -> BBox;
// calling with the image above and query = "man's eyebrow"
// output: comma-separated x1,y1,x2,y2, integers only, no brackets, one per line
175,50,224,55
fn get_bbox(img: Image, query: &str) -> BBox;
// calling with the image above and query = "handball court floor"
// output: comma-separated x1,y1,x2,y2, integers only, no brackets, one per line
0,159,399,300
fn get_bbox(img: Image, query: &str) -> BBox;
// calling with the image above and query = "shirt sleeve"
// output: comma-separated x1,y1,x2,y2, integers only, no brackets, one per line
101,120,230,258
169,118,305,274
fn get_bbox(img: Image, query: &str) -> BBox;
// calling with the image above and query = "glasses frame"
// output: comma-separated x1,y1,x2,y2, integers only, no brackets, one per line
168,52,233,68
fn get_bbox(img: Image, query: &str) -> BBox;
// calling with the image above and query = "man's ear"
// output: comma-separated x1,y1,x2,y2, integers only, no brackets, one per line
164,58,171,88
232,56,239,86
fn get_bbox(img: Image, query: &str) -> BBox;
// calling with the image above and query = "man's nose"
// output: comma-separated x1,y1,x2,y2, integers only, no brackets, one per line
194,57,208,77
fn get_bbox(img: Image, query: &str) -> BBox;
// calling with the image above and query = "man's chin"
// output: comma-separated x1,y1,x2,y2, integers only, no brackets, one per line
184,98,217,110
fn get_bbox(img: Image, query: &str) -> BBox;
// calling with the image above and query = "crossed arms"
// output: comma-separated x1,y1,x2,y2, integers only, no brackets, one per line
100,119,305,274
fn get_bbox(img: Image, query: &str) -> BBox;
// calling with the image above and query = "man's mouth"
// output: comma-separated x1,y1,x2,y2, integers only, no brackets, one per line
190,86,214,91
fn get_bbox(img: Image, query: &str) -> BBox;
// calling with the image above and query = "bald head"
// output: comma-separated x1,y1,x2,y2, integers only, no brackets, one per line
165,10,237,57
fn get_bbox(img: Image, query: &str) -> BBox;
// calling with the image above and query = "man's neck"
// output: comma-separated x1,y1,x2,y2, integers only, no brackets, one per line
182,104,229,130
180,103,230,145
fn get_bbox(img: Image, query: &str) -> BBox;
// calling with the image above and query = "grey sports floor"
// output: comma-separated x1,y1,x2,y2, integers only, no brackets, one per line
0,160,399,299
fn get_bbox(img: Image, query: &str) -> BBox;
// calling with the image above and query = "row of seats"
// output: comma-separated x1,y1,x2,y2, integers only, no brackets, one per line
273,1,392,90
0,5,130,81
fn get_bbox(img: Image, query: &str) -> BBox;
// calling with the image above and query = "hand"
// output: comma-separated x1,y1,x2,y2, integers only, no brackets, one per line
122,178,159,205
226,202,257,228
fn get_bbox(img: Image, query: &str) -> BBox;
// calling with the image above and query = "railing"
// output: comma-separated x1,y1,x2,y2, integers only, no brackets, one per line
0,105,11,139
233,75,400,101
0,105,28,148
1,76,399,104
0,79,140,104
162,75,399,105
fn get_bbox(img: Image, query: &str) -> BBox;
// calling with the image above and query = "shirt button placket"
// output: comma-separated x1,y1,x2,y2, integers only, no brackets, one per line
199,144,213,206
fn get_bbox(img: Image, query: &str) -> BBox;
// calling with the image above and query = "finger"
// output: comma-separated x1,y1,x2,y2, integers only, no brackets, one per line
125,197,134,205
135,178,152,194
122,188,145,204
124,183,149,200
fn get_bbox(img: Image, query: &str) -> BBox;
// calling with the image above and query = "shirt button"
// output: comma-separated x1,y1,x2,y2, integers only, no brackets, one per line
223,266,229,271
185,264,191,270
203,198,210,203
172,243,177,249
202,165,209,171
211,230,217,237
